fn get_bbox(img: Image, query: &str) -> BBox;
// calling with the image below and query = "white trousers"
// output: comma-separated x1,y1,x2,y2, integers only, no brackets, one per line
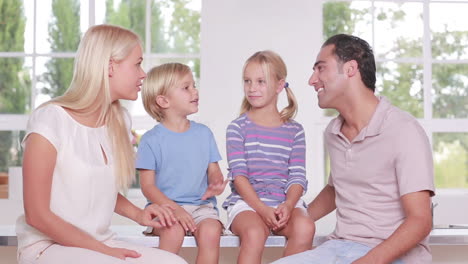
18,239,187,264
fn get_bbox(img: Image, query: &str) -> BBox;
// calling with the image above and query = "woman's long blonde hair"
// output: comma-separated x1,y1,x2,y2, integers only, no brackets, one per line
44,24,140,191
240,50,298,122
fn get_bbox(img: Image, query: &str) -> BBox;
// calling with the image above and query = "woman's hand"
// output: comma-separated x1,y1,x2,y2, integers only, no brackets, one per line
136,204,177,229
104,246,141,260
173,205,197,233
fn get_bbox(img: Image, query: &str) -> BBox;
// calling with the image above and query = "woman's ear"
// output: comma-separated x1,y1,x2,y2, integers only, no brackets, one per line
156,95,169,109
109,59,114,77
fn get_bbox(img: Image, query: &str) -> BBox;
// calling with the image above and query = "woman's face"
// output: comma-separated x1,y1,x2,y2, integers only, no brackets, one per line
109,44,147,102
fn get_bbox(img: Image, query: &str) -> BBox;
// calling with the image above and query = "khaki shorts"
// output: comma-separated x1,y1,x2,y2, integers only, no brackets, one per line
144,203,223,235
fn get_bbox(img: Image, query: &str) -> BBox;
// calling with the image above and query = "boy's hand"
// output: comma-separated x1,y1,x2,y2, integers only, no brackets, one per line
201,179,228,200
173,205,197,233
137,204,176,229
274,202,294,230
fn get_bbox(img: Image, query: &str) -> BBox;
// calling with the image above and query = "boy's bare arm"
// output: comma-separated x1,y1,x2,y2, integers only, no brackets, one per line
202,162,228,200
139,169,178,206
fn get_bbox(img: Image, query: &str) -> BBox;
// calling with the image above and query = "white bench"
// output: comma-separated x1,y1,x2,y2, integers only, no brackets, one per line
2,225,468,247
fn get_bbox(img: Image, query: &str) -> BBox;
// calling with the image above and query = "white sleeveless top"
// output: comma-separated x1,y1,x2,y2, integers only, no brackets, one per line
16,104,130,252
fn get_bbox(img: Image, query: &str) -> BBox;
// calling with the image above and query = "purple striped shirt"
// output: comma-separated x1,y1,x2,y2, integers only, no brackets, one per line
222,114,308,209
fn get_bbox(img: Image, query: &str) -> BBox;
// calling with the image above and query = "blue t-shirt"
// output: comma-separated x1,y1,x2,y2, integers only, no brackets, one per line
136,121,222,208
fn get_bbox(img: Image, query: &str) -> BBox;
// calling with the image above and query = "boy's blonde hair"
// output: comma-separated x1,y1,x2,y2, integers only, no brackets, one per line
142,63,192,122
44,24,141,190
240,50,298,122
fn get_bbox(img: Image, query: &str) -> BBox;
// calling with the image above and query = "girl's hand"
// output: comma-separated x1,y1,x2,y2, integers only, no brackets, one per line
173,205,197,233
104,246,141,260
258,205,280,230
137,204,177,229
201,179,229,200
274,202,294,230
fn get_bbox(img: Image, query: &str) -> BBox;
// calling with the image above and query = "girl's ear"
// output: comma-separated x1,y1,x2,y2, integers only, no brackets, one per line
156,95,169,109
276,79,286,94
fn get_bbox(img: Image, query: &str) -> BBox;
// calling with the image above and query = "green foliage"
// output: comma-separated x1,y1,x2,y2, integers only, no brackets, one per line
42,0,81,98
105,0,168,53
0,0,29,172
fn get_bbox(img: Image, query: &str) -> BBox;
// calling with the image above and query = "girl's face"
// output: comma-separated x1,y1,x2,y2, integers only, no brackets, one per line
165,72,199,117
109,44,146,102
243,62,282,110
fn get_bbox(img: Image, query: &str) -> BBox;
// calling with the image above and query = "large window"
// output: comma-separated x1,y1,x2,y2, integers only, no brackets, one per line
322,0,468,190
0,0,201,198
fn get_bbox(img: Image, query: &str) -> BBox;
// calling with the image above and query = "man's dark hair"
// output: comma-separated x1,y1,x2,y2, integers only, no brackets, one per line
323,34,376,92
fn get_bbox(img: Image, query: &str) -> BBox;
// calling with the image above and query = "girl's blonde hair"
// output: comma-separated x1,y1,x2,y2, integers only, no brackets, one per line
142,63,192,122
240,50,298,122
44,24,141,191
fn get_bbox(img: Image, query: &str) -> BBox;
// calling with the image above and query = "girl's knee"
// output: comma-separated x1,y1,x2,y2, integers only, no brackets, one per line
290,216,315,238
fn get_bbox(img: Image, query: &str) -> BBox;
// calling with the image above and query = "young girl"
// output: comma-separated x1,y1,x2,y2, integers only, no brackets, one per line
17,25,186,264
136,63,226,264
223,50,315,263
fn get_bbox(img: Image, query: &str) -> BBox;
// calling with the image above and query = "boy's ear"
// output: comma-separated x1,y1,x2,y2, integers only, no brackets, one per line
156,95,169,109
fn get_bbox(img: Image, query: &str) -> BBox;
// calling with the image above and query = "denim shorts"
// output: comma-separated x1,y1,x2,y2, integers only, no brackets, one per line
270,239,404,264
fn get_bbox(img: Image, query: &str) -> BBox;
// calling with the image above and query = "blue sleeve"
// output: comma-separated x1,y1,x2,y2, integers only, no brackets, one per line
208,129,222,163
136,133,157,171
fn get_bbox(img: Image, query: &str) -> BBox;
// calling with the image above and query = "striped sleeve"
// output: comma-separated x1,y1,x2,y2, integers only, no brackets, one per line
226,121,247,181
285,123,308,194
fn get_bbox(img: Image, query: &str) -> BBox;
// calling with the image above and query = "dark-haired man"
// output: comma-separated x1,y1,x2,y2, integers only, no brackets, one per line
273,34,434,264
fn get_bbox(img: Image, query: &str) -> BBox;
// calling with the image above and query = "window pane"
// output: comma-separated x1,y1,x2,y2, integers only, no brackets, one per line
0,130,26,199
376,62,423,118
103,0,147,50
374,2,423,59
0,57,32,114
35,57,74,107
323,1,372,41
161,0,201,54
131,129,147,188
431,3,468,60
434,133,468,189
0,0,27,52
432,64,468,118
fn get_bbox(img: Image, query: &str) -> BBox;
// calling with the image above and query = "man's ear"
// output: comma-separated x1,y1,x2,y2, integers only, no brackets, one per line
156,95,169,109
109,59,114,77
345,60,359,77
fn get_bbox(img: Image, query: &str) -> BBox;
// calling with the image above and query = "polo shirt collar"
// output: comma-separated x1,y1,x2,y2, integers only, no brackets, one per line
329,96,392,140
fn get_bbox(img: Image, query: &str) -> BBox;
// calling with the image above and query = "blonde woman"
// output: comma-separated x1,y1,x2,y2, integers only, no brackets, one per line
222,50,315,263
16,25,186,264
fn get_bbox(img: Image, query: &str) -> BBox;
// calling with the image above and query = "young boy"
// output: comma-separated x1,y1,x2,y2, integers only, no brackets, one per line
136,63,226,264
